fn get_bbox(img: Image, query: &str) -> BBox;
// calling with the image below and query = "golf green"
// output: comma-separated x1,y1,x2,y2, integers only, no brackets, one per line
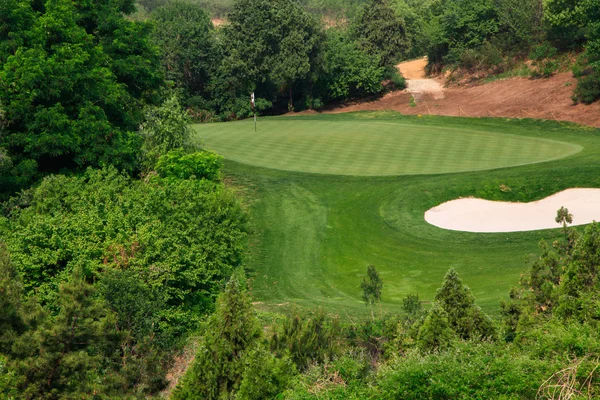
192,117,582,176
191,113,600,316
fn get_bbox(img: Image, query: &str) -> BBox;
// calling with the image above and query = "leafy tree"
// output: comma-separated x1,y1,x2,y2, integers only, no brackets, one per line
426,0,500,70
555,206,573,234
0,0,162,197
215,0,323,113
543,0,590,48
361,265,383,306
434,268,496,340
493,0,544,51
151,1,221,104
0,243,27,354
0,0,34,64
316,29,385,102
352,0,408,68
571,0,600,104
140,94,194,169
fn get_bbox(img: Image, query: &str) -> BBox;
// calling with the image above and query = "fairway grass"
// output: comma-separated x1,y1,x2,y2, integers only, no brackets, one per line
193,115,581,176
192,112,600,317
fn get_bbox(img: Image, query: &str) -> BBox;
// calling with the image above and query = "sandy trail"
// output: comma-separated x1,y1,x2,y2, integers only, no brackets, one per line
425,189,600,233
398,58,445,100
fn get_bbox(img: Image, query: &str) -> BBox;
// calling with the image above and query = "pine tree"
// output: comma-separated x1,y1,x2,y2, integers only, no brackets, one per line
434,268,496,340
173,275,261,399
416,302,456,351
12,274,121,399
361,265,383,306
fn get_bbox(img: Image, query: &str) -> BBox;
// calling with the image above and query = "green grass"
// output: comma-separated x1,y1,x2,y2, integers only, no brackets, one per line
193,116,581,176
192,112,600,317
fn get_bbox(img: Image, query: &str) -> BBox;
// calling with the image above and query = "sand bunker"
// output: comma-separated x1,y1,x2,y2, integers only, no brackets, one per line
425,188,600,233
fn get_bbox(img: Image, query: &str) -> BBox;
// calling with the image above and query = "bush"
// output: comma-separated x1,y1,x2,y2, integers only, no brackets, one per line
389,70,406,90
529,43,559,78
1,167,246,324
573,71,600,104
155,149,223,182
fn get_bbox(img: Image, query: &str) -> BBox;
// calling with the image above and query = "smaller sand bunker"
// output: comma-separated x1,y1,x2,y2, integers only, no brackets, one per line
425,189,600,233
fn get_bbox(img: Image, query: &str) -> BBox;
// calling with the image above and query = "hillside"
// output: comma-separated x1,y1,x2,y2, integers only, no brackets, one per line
327,58,600,128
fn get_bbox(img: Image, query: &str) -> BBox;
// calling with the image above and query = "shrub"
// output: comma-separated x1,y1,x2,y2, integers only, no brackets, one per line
573,71,600,104
155,149,223,182
529,43,559,78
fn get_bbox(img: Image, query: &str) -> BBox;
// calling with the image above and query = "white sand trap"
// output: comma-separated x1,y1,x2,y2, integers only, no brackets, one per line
425,188,600,233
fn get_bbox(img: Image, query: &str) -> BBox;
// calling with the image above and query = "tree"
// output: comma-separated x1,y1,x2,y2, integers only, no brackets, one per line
269,310,338,370
416,302,456,351
0,243,26,354
216,0,323,113
352,0,408,68
140,94,194,169
361,265,383,306
0,0,162,196
434,268,495,340
555,206,573,234
316,29,385,102
11,274,123,399
173,274,293,399
2,167,247,322
151,1,221,104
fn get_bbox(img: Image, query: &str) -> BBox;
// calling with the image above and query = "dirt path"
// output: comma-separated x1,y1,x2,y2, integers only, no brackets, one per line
323,59,600,128
397,58,445,100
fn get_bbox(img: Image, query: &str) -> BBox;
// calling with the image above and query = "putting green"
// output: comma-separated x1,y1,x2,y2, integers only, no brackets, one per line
192,117,582,176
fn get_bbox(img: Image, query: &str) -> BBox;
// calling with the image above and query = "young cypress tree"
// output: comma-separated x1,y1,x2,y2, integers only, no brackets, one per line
434,268,496,340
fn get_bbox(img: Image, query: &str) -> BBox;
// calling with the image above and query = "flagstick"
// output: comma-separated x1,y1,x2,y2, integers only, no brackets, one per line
254,111,257,132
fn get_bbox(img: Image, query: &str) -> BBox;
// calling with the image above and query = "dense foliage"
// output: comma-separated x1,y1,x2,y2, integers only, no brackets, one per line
3,0,600,397
172,226,600,398
0,161,246,397
0,0,162,196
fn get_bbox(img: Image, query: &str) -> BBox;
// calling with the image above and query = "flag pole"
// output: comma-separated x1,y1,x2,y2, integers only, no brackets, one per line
251,92,256,132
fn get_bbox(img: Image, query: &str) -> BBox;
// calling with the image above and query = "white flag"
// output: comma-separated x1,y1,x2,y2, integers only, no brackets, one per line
251,92,255,109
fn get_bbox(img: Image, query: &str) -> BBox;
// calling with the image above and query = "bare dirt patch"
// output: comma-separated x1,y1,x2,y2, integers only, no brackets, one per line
425,189,600,233
324,58,600,128
211,18,228,27
397,58,428,79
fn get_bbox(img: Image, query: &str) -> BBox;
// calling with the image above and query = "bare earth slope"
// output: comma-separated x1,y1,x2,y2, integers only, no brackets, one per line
327,58,600,128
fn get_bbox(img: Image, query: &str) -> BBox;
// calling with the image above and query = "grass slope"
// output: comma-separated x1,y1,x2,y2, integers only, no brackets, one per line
193,112,600,316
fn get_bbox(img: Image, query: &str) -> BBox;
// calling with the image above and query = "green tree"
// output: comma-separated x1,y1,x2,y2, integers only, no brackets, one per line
2,167,246,323
416,302,456,351
316,29,385,101
0,243,26,354
434,268,496,340
361,265,383,306
269,310,339,370
352,0,408,68
215,0,323,113
173,274,293,399
0,0,162,197
11,274,122,399
151,1,221,104
555,206,573,234
140,94,194,169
